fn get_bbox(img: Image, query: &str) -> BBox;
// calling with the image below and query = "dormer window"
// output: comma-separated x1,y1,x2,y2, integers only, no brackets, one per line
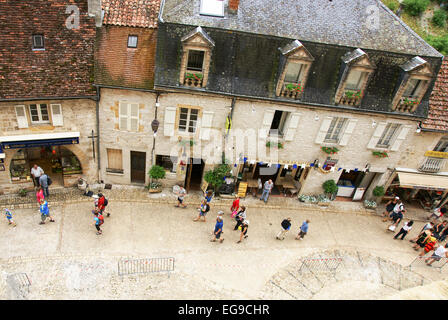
32,34,44,50
180,27,215,88
392,56,433,113
276,40,314,100
335,49,375,107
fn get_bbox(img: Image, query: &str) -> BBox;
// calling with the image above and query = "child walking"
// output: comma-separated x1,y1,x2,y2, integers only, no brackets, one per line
4,208,16,227
39,199,55,224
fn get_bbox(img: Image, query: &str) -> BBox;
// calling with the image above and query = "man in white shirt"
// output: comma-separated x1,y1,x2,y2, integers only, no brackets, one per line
260,179,274,203
425,243,448,266
31,164,44,187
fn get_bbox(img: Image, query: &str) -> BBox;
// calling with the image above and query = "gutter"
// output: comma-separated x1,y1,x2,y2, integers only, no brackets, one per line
421,127,448,134
0,96,97,102
93,84,158,93
95,86,101,182
158,0,166,24
154,84,427,121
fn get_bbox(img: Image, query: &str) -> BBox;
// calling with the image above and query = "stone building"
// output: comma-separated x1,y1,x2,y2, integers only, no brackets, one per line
0,0,100,194
151,0,448,202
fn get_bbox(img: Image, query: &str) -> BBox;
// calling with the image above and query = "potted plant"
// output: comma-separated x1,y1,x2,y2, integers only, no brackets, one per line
402,97,419,106
372,185,385,204
266,141,284,149
321,146,339,154
285,82,303,94
364,199,377,210
372,150,388,158
317,194,331,206
203,164,232,195
322,179,338,200
147,165,166,193
18,188,27,197
344,89,362,99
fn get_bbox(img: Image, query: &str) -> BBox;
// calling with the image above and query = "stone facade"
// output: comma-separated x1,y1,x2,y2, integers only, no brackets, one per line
0,99,97,194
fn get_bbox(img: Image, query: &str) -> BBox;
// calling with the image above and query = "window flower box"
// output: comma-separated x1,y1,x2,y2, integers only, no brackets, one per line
339,89,362,106
321,146,339,154
396,97,419,113
372,150,388,158
266,141,284,149
281,82,303,99
184,72,203,87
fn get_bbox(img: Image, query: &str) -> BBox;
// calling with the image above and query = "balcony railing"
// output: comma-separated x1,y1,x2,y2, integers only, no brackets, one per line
280,82,303,99
183,71,203,88
418,157,446,173
339,90,362,106
396,97,419,113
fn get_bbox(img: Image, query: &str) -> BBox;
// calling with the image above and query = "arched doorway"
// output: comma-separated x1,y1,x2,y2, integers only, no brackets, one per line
10,146,83,187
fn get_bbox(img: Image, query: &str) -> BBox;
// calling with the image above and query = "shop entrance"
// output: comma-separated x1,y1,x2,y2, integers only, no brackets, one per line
10,146,82,187
253,163,280,195
130,151,146,184
185,158,204,192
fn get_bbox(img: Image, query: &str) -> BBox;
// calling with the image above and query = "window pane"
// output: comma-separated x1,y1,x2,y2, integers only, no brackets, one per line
284,63,303,83
33,35,44,49
40,104,49,121
200,0,224,16
378,123,400,147
345,70,365,90
403,79,419,97
434,137,448,152
325,118,338,141
128,35,138,48
187,50,204,71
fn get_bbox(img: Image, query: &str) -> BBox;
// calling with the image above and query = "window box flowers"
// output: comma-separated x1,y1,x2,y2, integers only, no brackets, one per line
281,82,304,99
321,146,339,154
372,150,388,158
266,141,284,149
184,72,203,87
340,89,362,106
402,97,419,106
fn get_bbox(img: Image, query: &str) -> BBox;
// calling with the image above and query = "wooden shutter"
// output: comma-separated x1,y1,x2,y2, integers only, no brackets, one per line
390,125,411,151
119,102,128,131
367,121,387,149
339,118,358,146
315,116,333,144
164,107,177,136
284,112,301,141
130,103,139,132
50,104,63,126
15,105,29,128
260,109,275,139
200,111,214,141
107,148,123,170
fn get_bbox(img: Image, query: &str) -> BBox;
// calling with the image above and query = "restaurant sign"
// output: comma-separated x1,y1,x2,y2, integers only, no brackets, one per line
424,151,448,159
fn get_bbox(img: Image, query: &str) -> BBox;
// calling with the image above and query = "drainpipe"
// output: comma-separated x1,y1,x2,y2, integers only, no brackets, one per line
151,92,160,166
96,86,101,183
223,97,236,164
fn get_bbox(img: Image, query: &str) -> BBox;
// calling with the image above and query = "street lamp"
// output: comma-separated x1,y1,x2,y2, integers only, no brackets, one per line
151,97,160,166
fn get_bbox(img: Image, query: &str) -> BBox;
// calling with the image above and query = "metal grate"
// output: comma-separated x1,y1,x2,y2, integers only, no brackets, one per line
118,257,175,276
409,256,448,272
6,273,31,299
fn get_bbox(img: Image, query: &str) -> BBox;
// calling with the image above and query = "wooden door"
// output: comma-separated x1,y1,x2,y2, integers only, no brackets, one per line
130,151,146,184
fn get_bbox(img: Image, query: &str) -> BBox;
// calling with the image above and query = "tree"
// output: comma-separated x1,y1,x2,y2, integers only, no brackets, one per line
204,164,232,194
403,0,429,16
322,180,338,198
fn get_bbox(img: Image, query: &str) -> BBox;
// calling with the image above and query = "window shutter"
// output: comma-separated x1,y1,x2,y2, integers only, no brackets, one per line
315,117,333,144
200,111,214,141
260,109,275,139
119,102,128,131
390,125,411,151
50,104,63,126
367,122,387,149
107,149,123,170
339,118,358,146
15,105,28,128
164,107,177,136
284,112,301,141
129,103,139,132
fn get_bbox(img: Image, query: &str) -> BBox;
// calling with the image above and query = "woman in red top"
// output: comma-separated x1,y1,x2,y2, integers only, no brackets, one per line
36,187,44,204
96,193,106,215
231,196,240,214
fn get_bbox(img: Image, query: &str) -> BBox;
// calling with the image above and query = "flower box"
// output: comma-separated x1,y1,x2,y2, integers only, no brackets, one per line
321,146,339,154
184,72,203,87
281,82,303,99
266,141,284,149
340,89,362,106
372,150,388,158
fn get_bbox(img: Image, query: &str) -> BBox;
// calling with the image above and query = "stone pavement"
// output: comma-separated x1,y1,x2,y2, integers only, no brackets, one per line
0,184,431,222
0,199,446,299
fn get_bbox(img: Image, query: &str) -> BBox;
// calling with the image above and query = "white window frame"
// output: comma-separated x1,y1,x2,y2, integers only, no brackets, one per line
284,62,305,84
269,110,291,137
402,78,428,99
345,70,369,91
178,107,199,134
324,117,347,144
29,104,50,124
118,102,139,132
127,35,138,48
200,0,225,17
434,136,448,152
376,123,401,149
32,34,44,50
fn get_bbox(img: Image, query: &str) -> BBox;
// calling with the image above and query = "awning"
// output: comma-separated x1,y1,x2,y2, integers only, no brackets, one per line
397,171,448,191
0,132,80,150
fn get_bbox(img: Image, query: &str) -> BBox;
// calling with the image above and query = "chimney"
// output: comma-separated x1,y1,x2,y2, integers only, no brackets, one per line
229,0,240,14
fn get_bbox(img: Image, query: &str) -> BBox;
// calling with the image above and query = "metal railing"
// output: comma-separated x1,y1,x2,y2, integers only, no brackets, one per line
419,157,446,173
6,273,31,299
118,257,175,276
409,256,448,272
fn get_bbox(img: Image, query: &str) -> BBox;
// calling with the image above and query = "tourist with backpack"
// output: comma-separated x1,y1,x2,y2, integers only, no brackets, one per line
97,193,110,217
234,206,247,231
194,200,210,222
39,199,55,225
276,218,292,240
237,220,249,243
418,235,437,257
39,173,51,198
93,209,104,235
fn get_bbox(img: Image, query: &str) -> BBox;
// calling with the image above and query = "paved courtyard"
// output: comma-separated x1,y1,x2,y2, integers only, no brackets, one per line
1,196,447,299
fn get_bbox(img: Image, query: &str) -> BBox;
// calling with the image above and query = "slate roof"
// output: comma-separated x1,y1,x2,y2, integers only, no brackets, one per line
160,0,442,57
154,24,441,117
423,59,448,132
102,0,161,28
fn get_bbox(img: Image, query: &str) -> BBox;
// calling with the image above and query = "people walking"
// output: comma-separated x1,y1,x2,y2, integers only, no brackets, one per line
410,221,434,243
231,196,240,214
194,200,210,222
260,179,274,203
237,220,249,243
30,164,44,187
92,209,104,235
36,187,45,204
384,200,405,223
175,186,187,208
296,220,309,240
387,208,405,232
234,206,247,231
39,172,50,198
39,199,55,224
432,221,447,240
210,215,224,243
204,190,214,204
276,218,292,240
394,220,413,240
382,196,399,220
425,243,448,266
418,235,437,257
96,193,109,217
428,207,447,222
439,224,448,242
412,228,433,251
4,208,16,227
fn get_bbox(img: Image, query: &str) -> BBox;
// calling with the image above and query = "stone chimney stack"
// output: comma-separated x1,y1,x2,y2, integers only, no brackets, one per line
88,0,103,27
229,0,240,14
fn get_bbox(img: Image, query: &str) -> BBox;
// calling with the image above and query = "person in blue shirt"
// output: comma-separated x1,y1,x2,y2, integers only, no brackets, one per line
194,200,210,222
4,208,16,227
92,209,103,235
39,199,55,224
276,218,292,240
296,220,310,240
204,190,213,204
210,213,224,243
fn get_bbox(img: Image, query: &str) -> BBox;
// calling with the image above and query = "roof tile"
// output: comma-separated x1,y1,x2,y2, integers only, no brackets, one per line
424,59,448,132
102,0,161,28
